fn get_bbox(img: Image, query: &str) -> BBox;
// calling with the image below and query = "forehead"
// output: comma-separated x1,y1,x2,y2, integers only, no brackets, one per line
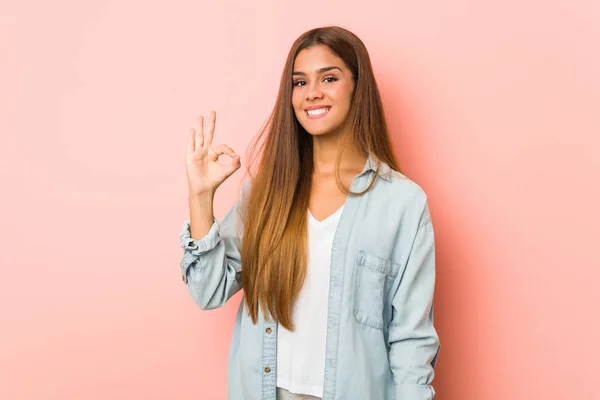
293,45,345,72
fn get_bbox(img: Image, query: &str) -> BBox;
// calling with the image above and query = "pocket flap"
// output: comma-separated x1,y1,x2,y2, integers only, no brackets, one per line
356,250,401,277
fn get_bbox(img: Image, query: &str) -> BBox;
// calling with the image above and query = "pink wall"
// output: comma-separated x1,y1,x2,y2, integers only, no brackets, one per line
1,0,598,399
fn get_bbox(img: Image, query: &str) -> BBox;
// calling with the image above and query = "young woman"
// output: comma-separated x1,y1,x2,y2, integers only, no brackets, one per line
180,26,440,400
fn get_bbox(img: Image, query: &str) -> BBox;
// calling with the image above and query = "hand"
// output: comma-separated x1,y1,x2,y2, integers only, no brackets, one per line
185,111,241,196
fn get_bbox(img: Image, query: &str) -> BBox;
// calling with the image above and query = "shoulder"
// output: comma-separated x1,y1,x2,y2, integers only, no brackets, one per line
373,165,431,225
379,166,428,204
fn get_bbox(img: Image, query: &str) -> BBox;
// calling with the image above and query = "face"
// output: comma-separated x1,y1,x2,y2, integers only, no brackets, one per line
292,45,355,137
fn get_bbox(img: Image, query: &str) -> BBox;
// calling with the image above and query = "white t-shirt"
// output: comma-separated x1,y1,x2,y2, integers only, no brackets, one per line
276,205,344,398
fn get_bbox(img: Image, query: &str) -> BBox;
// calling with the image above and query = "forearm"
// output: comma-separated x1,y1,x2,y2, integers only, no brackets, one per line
180,187,246,308
188,191,215,240
389,325,439,399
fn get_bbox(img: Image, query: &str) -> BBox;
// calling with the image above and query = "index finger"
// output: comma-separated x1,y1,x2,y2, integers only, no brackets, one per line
203,110,216,149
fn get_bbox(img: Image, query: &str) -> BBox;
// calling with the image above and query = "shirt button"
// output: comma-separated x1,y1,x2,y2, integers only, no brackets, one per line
181,274,185,282
265,328,272,334
264,367,271,373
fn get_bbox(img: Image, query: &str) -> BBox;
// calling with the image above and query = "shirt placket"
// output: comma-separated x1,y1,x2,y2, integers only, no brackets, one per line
262,315,278,400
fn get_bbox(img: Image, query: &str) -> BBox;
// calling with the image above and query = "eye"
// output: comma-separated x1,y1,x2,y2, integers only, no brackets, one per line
293,80,306,87
324,76,338,83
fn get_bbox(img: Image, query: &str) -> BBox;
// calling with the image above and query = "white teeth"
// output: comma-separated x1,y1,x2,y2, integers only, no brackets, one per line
307,108,330,116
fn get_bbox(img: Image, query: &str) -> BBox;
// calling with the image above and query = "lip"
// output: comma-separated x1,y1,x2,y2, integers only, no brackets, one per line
304,105,331,120
304,105,331,111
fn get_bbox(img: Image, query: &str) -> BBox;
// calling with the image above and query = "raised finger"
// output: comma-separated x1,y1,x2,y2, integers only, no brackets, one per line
195,116,204,149
187,128,195,153
203,111,216,149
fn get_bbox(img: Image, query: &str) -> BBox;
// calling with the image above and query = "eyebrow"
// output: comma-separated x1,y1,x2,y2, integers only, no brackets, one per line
292,66,343,76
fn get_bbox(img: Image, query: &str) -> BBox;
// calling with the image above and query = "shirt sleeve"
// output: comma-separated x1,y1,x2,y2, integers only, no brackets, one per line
388,203,440,399
178,182,249,309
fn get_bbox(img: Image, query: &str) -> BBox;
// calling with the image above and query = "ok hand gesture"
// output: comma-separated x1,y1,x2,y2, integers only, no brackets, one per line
185,111,241,196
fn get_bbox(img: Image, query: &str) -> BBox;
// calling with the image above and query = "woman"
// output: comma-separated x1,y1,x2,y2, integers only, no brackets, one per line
180,26,440,400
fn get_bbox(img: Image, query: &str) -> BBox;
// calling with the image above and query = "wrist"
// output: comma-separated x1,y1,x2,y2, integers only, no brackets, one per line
189,190,214,203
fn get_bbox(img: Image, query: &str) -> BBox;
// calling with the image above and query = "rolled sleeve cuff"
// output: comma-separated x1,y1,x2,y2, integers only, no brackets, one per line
396,384,435,399
179,218,220,282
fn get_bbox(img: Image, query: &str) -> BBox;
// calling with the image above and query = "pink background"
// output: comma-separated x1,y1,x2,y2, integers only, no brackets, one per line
1,0,599,399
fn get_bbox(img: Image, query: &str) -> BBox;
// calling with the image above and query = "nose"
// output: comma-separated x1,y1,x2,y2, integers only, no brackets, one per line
306,80,323,101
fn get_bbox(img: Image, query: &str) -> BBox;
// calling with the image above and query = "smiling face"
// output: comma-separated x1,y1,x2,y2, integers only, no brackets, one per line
292,45,355,137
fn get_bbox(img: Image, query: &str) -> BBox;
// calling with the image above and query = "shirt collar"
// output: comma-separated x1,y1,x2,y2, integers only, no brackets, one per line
358,153,393,182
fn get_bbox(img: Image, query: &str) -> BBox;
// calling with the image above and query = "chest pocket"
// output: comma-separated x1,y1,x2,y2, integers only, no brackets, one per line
353,250,403,330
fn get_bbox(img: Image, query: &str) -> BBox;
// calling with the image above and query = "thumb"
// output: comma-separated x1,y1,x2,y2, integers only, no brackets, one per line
224,155,242,178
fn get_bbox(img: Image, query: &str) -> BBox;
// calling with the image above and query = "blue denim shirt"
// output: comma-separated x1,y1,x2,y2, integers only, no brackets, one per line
179,155,440,400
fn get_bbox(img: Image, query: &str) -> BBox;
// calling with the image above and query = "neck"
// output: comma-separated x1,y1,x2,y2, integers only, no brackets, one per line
312,134,366,176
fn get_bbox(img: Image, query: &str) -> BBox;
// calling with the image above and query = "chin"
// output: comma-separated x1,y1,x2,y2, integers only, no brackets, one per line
304,128,331,136
300,121,343,137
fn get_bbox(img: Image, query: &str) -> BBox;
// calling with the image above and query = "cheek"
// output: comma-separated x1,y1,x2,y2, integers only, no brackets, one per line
292,90,303,111
330,85,352,107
